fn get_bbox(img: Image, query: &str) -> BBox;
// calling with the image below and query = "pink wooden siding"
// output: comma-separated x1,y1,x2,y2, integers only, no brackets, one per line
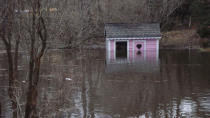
129,40,133,62
129,40,133,50
145,39,158,63
110,40,115,60
146,50,157,64
134,50,145,62
146,39,157,51
107,39,159,64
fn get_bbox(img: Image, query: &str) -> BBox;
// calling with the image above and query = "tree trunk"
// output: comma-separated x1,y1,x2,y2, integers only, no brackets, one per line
25,85,38,118
0,0,18,117
25,56,43,118
0,102,1,118
189,16,192,28
6,43,18,118
24,1,47,117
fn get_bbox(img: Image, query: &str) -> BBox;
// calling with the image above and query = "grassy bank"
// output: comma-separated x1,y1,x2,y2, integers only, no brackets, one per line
160,29,200,49
198,47,210,52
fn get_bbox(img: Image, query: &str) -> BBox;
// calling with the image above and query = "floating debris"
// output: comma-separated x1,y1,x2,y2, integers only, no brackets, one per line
65,78,72,81
0,69,8,71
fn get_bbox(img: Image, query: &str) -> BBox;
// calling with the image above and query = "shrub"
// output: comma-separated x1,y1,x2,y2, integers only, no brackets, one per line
197,26,210,38
197,26,210,48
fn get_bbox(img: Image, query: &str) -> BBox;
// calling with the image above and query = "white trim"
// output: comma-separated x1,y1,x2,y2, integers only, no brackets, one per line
106,39,110,63
156,40,159,61
114,40,116,60
145,40,147,60
107,37,161,40
133,40,135,62
108,39,110,59
128,40,129,60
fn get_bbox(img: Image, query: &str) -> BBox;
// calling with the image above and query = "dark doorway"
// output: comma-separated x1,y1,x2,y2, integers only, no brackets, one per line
116,41,127,59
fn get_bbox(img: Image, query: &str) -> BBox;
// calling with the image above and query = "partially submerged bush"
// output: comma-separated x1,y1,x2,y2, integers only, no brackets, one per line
198,26,210,48
197,26,210,38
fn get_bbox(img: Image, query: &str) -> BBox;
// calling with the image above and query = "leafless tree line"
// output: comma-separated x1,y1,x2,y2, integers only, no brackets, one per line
1,0,187,49
0,0,48,118
46,0,185,48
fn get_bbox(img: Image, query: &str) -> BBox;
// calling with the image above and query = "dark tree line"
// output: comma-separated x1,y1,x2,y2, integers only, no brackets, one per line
189,0,210,47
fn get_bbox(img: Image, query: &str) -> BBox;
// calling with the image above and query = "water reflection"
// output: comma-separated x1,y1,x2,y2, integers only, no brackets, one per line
0,50,210,118
106,48,159,73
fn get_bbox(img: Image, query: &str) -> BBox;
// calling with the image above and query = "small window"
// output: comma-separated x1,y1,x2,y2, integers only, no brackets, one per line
136,44,142,50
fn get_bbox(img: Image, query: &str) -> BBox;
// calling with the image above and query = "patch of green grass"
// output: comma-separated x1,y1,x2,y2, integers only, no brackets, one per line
198,47,210,52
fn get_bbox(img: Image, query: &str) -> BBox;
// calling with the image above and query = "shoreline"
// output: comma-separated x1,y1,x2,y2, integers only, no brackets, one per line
0,46,205,53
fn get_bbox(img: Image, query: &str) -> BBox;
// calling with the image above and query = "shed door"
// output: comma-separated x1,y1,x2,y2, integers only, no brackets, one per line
116,41,127,59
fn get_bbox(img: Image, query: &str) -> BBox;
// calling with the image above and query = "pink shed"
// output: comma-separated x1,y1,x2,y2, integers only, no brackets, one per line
105,23,161,64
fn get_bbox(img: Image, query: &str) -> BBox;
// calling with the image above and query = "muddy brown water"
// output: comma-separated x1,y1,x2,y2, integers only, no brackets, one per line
0,49,210,118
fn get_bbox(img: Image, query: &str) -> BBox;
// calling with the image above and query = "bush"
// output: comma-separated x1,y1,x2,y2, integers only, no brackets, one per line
197,26,210,38
190,0,210,24
197,26,210,48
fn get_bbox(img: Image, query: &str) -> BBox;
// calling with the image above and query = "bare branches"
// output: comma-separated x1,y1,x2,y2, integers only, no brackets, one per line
24,0,49,117
1,0,49,117
0,0,20,118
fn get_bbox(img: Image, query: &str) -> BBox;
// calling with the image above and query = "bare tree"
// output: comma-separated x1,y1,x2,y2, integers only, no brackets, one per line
0,0,21,117
47,0,186,48
23,0,47,117
1,0,48,117
0,102,1,117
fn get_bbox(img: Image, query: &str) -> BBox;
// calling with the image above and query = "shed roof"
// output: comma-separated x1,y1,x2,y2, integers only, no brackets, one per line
105,23,161,38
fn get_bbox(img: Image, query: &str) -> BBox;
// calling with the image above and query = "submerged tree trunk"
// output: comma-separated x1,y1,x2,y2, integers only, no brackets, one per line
25,55,44,118
0,101,1,117
25,86,38,118
7,46,18,118
1,38,19,118
25,43,46,118
0,0,19,117
24,0,47,117
189,16,192,28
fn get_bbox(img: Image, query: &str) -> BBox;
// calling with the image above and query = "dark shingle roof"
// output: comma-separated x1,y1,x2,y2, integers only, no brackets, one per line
105,23,161,38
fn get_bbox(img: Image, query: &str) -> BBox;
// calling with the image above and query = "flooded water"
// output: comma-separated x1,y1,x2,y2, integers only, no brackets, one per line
1,49,210,118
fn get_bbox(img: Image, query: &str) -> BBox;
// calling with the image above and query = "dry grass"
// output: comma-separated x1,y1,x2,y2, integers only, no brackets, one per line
160,29,200,49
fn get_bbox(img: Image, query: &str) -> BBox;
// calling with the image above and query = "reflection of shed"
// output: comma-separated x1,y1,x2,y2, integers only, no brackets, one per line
105,23,161,64
105,52,160,73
